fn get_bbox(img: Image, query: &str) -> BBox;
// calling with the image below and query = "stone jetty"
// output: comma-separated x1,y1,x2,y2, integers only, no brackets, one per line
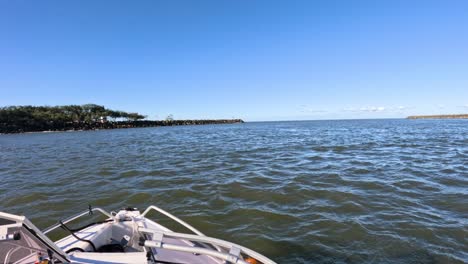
0,119,244,134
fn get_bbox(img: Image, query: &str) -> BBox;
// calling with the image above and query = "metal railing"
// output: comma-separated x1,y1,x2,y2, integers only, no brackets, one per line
139,228,276,264
141,205,206,236
42,207,113,235
141,205,224,252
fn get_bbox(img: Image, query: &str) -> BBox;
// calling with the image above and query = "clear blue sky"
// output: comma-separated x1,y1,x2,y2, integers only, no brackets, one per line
1,1,467,121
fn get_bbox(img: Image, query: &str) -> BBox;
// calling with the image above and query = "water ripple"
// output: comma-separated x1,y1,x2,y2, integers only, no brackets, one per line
1,120,467,263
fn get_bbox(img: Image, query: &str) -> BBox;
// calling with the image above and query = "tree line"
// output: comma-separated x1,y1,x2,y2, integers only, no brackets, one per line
0,104,146,132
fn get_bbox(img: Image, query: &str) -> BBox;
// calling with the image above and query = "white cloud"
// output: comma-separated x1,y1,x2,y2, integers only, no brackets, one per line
342,105,410,113
342,107,358,112
299,105,327,114
358,106,386,112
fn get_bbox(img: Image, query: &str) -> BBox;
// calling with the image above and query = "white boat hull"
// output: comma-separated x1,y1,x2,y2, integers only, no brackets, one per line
1,205,276,264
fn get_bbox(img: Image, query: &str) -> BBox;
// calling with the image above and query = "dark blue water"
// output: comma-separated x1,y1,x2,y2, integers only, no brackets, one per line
0,119,467,263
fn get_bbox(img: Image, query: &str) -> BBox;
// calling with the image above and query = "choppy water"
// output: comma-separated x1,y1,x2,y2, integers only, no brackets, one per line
1,119,467,263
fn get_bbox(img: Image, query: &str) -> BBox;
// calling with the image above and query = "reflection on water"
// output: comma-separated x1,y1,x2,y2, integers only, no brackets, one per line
0,119,467,263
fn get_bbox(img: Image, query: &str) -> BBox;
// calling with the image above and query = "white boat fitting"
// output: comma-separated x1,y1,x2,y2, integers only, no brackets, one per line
0,205,276,264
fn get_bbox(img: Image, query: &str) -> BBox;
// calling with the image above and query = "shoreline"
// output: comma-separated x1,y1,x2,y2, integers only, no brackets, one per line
0,119,244,134
407,114,468,119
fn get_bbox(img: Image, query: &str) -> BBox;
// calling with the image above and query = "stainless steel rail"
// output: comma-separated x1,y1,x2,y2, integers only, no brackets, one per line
42,207,113,235
141,205,206,236
139,228,277,264
141,205,223,253
144,239,250,264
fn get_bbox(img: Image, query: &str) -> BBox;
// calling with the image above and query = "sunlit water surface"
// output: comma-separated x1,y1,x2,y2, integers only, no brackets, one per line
1,120,467,263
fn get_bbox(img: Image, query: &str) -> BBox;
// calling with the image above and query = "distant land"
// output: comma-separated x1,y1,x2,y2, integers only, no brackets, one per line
407,114,468,119
0,104,243,134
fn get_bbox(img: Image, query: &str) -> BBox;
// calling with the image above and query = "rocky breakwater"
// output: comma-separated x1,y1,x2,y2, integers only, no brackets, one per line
0,119,244,134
